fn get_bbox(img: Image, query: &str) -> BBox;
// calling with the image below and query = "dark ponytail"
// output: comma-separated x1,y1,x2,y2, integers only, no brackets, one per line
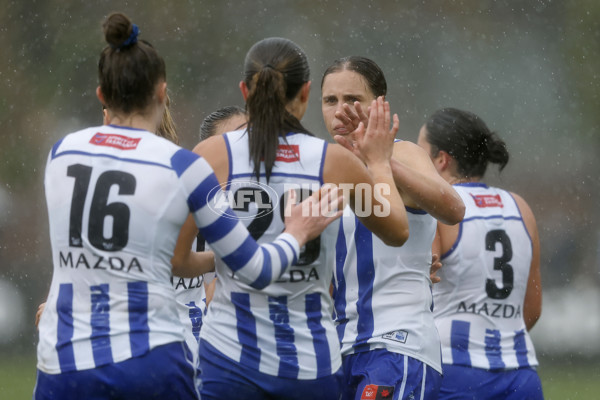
425,108,509,178
98,12,165,115
243,37,312,182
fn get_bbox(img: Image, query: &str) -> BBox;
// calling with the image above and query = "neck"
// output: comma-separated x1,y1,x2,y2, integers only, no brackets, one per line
107,112,157,133
286,97,306,120
447,175,479,185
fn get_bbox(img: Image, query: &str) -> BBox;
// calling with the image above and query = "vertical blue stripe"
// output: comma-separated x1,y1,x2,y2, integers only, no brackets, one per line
450,320,472,366
268,295,299,378
485,329,505,370
90,284,113,366
223,132,234,187
352,218,375,349
306,293,331,376
231,292,260,369
318,142,328,186
333,216,347,342
56,283,75,372
513,329,530,368
185,301,203,342
128,281,150,357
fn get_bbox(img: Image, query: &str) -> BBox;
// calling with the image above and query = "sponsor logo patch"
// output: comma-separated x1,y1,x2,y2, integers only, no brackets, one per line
89,133,141,150
382,329,408,343
471,194,503,208
275,144,300,162
361,384,394,400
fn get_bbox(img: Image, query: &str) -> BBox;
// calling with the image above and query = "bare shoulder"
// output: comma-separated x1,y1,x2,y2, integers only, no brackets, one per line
192,134,226,156
192,135,229,184
392,140,436,170
323,143,369,185
393,140,428,157
510,191,539,235
325,142,365,167
510,191,535,219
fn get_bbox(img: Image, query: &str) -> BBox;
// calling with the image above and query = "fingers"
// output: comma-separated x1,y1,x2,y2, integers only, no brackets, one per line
342,103,360,128
391,113,399,137
319,184,342,218
334,108,354,131
354,101,368,124
367,99,378,132
334,135,354,152
377,96,390,132
383,99,391,133
430,253,442,284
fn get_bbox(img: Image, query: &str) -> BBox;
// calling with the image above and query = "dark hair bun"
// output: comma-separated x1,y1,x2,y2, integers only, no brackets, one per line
103,13,136,49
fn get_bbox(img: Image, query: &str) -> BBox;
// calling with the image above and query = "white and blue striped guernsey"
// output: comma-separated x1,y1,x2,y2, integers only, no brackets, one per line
199,129,342,380
38,125,300,374
433,183,538,370
172,234,215,366
172,271,214,367
333,206,442,373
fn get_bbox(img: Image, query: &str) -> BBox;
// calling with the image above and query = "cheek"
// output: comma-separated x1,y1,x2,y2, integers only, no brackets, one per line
321,107,335,132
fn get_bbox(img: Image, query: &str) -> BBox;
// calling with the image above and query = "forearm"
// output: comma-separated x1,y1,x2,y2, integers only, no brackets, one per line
364,162,409,246
172,251,215,278
390,158,464,225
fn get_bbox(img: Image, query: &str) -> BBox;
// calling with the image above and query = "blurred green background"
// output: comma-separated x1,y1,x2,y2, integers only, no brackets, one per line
1,0,599,398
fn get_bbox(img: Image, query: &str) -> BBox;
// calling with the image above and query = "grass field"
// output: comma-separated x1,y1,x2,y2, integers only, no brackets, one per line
1,354,598,399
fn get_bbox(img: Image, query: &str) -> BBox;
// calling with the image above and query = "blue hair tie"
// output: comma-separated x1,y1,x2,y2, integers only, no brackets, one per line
120,24,139,48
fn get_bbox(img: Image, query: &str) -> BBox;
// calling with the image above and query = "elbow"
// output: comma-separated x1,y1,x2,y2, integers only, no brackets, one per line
448,203,466,225
170,255,183,277
438,199,466,226
382,227,409,247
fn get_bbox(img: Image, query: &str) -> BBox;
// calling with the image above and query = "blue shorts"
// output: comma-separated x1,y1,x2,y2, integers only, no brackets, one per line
438,364,544,400
199,340,343,400
34,342,199,400
342,349,442,400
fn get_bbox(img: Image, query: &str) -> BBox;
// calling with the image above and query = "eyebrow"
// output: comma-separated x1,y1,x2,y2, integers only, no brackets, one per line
322,93,365,101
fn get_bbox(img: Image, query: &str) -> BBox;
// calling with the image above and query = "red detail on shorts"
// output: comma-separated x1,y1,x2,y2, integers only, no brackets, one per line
471,194,503,208
89,133,141,150
360,384,395,400
361,385,377,400
275,144,300,162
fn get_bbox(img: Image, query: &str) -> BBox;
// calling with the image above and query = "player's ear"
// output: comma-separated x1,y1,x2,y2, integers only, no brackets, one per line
436,150,453,172
239,81,249,101
299,81,311,103
156,81,167,104
96,86,106,106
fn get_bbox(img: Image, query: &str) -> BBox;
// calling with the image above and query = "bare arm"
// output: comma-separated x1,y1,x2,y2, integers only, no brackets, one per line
173,136,342,289
328,97,409,247
334,100,464,226
171,214,216,278
390,141,465,225
513,192,542,331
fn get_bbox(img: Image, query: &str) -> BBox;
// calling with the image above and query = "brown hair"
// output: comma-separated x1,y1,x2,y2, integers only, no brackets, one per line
98,12,166,115
243,37,312,182
425,108,509,178
156,94,179,144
